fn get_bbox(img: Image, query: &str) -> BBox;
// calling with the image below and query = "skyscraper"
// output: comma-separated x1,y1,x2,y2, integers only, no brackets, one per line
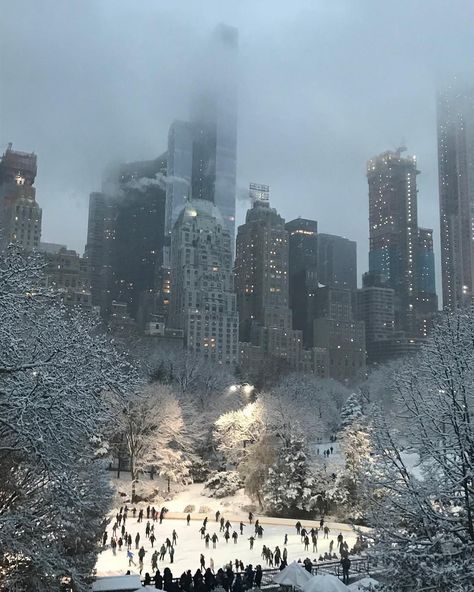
367,148,437,337
286,218,318,347
85,156,167,323
235,186,309,373
166,120,193,234
169,199,239,365
437,82,474,309
0,143,42,252
317,233,357,291
166,25,238,244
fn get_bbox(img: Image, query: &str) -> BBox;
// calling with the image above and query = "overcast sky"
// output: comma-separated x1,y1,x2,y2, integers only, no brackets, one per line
2,0,474,289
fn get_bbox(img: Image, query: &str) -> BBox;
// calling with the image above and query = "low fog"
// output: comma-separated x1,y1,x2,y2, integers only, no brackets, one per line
1,0,474,288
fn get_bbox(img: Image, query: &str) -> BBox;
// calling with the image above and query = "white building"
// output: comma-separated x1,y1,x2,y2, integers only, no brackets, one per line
170,199,239,366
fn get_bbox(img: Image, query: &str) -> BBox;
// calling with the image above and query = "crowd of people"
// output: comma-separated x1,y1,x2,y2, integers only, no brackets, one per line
102,506,368,589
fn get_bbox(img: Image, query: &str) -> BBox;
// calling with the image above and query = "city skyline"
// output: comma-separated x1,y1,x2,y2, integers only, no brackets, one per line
3,1,474,298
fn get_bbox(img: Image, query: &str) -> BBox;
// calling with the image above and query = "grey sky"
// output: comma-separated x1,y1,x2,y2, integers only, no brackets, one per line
1,0,474,289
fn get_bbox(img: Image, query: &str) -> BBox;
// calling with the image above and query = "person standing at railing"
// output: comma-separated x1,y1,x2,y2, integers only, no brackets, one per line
254,565,262,588
341,555,351,584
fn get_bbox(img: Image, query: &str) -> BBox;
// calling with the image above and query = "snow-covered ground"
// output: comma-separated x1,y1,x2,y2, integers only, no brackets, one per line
96,484,360,578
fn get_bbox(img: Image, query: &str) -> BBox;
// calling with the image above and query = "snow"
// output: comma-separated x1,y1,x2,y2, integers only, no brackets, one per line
92,574,142,591
303,574,349,592
96,486,360,577
273,561,314,587
347,577,379,590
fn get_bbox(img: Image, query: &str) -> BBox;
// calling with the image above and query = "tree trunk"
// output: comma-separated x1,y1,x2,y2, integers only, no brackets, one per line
167,476,171,493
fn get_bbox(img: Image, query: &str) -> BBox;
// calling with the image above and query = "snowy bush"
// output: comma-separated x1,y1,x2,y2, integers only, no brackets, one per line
183,504,195,513
204,471,244,498
199,505,212,514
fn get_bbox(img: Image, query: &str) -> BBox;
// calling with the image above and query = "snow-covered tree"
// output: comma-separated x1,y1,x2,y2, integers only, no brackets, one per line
340,392,363,429
204,471,243,498
333,417,373,518
114,384,192,499
262,433,317,516
365,310,474,591
0,247,137,591
214,401,266,467
238,434,277,509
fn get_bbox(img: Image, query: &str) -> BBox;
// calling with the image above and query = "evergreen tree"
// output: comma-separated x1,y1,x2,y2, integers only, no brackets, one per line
262,434,316,516
340,392,363,428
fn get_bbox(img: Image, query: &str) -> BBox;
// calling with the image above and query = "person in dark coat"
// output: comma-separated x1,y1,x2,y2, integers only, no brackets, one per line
232,573,243,592
254,565,263,588
154,569,163,589
341,555,351,584
144,573,152,586
187,513,191,526
163,567,173,592
239,522,245,535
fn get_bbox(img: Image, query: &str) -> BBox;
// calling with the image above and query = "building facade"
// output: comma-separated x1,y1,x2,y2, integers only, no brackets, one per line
367,148,437,338
85,157,168,324
312,286,366,383
437,83,474,309
317,233,357,291
169,199,239,365
235,186,329,377
0,144,42,252
42,246,93,309
286,218,318,347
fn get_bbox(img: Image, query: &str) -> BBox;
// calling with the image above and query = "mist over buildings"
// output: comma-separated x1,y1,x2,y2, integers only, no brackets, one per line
2,0,474,288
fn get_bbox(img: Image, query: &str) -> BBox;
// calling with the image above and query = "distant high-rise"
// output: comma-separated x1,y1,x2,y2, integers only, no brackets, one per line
0,144,42,252
437,82,474,309
312,286,366,382
286,218,318,347
235,186,320,375
317,233,357,291
85,156,167,323
169,199,239,365
166,25,238,244
367,149,437,337
166,120,193,234
235,186,293,343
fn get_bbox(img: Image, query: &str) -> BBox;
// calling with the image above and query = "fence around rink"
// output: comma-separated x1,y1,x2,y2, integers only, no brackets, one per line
140,555,374,589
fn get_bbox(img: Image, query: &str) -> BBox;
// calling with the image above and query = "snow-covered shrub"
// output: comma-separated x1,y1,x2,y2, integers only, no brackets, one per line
184,504,195,513
204,471,244,498
199,505,212,514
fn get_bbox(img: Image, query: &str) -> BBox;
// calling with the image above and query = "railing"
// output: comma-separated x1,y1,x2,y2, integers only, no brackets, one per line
142,556,373,589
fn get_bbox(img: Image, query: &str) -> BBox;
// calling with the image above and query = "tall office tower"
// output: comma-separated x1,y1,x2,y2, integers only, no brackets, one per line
85,192,116,309
166,120,193,234
0,143,42,252
437,83,474,309
367,148,437,336
166,25,238,244
235,186,308,371
317,233,357,290
169,199,239,365
85,156,167,323
286,218,318,347
312,286,366,383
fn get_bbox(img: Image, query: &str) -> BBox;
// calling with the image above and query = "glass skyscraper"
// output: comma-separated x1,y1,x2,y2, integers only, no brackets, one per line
166,24,238,246
437,82,474,309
